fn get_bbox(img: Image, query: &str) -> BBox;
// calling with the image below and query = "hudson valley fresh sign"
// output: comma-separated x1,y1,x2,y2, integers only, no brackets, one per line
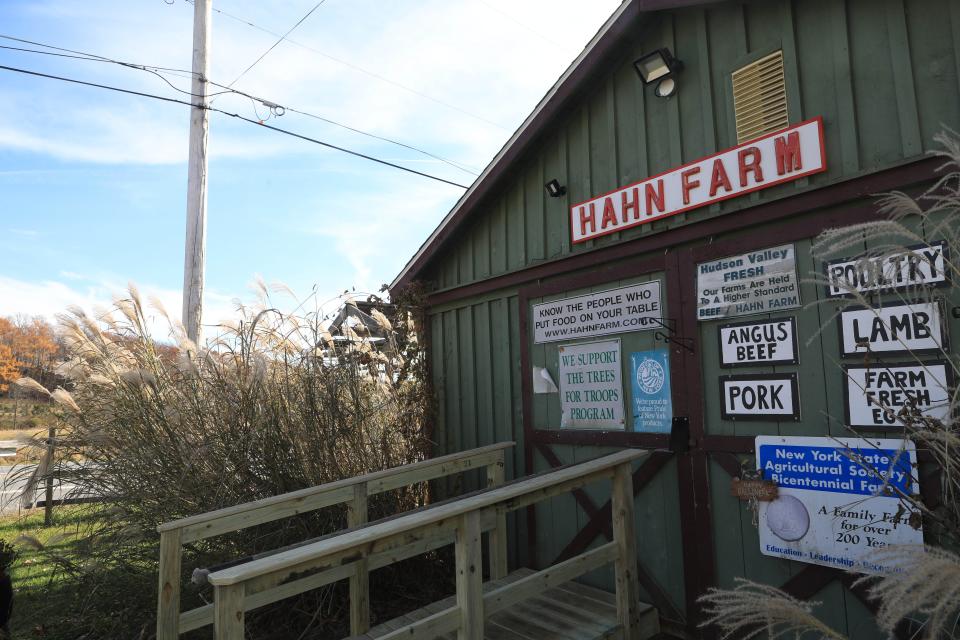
570,118,826,243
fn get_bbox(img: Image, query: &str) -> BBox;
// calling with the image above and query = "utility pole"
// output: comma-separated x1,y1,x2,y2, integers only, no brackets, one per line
182,0,212,345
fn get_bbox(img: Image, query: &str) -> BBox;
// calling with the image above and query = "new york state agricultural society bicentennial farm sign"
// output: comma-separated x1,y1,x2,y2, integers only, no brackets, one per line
756,436,923,575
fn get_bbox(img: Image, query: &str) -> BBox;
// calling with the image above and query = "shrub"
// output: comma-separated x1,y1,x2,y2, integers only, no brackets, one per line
14,284,436,638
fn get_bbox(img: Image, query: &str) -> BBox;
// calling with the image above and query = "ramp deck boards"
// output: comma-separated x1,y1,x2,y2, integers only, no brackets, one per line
353,568,658,640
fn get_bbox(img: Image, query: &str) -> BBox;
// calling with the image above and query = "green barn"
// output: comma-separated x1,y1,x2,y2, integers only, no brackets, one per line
390,0,960,636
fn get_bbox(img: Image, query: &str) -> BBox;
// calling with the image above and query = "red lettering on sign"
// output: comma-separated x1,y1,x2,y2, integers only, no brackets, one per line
775,131,802,175
600,197,617,229
645,179,665,216
738,147,763,186
578,203,596,237
681,166,701,205
708,158,732,197
621,187,640,222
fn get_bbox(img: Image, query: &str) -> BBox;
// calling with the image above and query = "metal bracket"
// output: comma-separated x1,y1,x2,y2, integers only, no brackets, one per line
952,306,960,320
669,417,690,453
649,317,695,353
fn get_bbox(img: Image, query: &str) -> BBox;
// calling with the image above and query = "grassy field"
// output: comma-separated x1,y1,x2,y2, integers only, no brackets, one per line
2,506,157,639
0,398,55,464
2,507,88,636
0,397,52,432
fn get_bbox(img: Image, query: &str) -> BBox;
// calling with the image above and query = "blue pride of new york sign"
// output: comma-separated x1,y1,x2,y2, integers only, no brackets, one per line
630,349,672,433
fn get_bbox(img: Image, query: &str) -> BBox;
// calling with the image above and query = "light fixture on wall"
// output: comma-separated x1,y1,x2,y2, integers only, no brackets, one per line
544,179,566,198
634,47,683,98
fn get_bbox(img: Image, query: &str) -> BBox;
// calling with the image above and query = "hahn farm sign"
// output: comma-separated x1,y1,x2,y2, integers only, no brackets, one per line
570,118,826,243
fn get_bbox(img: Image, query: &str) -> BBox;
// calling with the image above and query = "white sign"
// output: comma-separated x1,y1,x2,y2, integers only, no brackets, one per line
720,374,800,421
839,301,947,357
532,282,661,344
697,244,800,320
570,118,826,243
719,317,798,367
844,361,953,428
756,436,923,575
824,241,949,297
558,340,624,430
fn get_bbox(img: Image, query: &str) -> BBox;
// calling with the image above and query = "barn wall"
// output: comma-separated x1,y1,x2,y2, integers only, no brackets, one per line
428,0,960,292
418,0,960,633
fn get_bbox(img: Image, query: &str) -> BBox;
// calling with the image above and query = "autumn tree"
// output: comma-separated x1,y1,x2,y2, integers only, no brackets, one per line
0,315,61,389
0,343,23,393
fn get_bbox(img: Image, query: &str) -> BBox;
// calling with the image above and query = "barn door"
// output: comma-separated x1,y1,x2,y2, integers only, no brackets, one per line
519,254,689,628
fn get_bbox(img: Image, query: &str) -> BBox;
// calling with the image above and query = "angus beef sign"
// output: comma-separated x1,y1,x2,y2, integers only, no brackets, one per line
719,318,798,367
570,118,826,243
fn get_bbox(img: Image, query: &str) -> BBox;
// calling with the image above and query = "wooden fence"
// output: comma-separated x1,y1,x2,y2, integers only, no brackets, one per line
205,448,649,640
155,442,514,639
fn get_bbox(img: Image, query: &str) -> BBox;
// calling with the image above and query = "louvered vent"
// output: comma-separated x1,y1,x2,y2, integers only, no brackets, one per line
732,50,788,144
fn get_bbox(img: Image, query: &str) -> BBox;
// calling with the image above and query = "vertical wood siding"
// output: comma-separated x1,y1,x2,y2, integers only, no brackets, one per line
428,0,960,292
421,0,958,633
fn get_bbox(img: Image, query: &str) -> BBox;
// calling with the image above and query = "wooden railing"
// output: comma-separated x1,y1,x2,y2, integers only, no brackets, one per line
155,442,514,639
206,448,648,640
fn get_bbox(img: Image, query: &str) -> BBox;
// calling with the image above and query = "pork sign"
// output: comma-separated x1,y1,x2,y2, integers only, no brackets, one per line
570,118,826,243
720,373,800,421
838,300,947,357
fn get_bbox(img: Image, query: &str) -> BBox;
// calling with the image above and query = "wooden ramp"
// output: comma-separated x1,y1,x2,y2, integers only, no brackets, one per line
354,569,659,640
200,449,660,640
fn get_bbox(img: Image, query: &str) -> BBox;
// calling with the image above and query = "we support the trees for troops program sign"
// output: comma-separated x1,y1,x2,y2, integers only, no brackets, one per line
558,339,624,430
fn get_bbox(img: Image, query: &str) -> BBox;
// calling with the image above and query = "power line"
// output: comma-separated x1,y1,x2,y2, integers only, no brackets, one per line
0,43,231,99
0,33,479,176
185,0,509,131
278,105,480,175
0,34,195,76
475,0,570,52
225,0,326,89
0,63,470,189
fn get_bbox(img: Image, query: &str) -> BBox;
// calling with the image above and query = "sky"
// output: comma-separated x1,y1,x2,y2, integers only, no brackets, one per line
0,0,621,336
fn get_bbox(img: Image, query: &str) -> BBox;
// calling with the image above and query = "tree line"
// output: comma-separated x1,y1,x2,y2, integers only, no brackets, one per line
0,316,63,394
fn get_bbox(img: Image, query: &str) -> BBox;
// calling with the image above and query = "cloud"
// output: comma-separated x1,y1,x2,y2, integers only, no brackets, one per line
0,274,239,343
304,176,457,292
0,0,620,169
